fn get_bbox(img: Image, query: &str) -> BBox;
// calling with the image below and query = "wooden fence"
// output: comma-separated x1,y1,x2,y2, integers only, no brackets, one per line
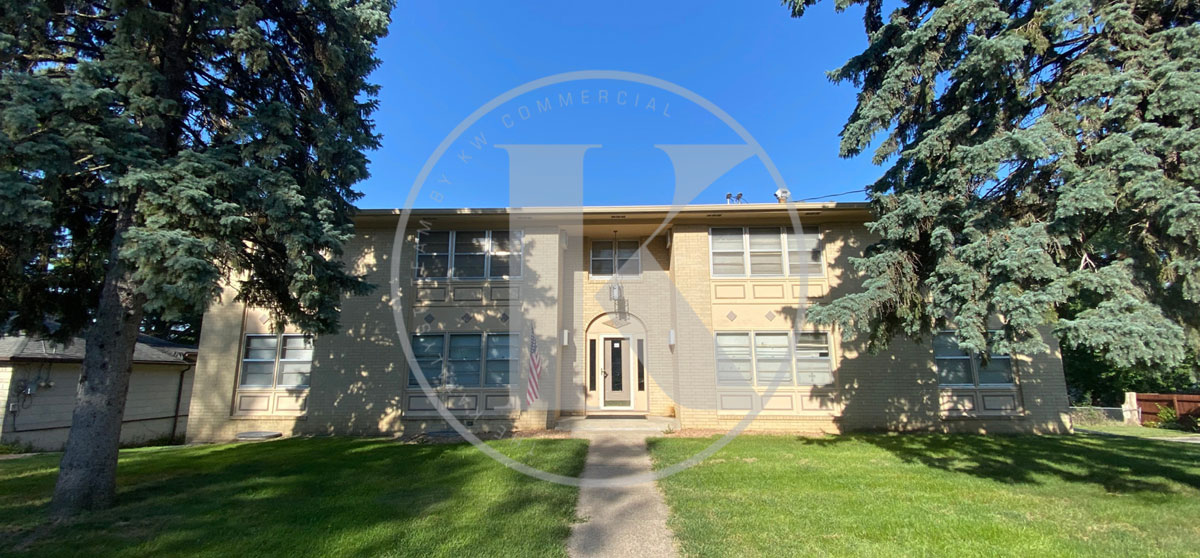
1135,393,1200,426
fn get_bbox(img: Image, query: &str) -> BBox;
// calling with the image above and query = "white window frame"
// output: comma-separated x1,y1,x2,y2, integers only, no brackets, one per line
709,227,748,277
239,333,313,390
714,330,835,387
413,230,525,281
451,231,488,280
408,332,519,388
709,227,825,279
933,331,1015,388
589,239,642,278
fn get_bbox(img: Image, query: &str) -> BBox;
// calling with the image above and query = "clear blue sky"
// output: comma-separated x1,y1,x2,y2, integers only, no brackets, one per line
360,1,880,209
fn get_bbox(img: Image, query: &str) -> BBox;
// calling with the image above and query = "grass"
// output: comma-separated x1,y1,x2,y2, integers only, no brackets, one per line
649,433,1200,558
1079,423,1200,439
0,437,588,558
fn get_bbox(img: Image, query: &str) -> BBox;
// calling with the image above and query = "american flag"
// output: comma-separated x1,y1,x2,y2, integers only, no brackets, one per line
525,326,544,407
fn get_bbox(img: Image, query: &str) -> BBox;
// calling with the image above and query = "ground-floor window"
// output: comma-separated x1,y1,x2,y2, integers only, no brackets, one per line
234,333,313,415
715,330,834,387
933,332,1014,387
409,332,518,388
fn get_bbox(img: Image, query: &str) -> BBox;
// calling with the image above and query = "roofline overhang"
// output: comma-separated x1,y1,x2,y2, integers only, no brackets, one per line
352,202,872,228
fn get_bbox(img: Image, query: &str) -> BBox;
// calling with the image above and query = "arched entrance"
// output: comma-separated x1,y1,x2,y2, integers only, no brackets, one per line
584,312,649,413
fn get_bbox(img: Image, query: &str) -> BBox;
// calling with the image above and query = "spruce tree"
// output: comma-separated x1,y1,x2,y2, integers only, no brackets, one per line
783,0,1200,367
0,0,390,515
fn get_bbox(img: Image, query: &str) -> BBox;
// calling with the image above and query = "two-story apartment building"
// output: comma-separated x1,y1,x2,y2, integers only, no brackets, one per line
186,203,1072,441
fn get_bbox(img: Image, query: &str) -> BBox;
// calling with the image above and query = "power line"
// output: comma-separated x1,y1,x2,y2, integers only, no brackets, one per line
801,188,868,201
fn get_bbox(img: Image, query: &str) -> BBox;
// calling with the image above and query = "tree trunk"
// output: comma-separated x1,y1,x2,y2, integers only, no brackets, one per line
50,216,145,518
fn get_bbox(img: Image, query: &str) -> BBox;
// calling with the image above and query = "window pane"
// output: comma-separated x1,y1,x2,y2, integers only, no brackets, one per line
978,357,1014,384
786,226,820,250
412,335,444,358
712,252,745,275
711,228,744,251
416,254,449,278
591,258,614,276
933,333,968,358
490,255,512,277
485,360,511,386
448,335,482,359
278,362,311,387
453,254,485,278
715,333,751,358
591,241,614,259
616,241,640,259
417,231,450,254
757,359,792,385
486,334,514,360
748,228,782,250
717,359,752,386
936,358,973,385
240,361,275,387
754,333,790,359
454,231,487,253
410,358,443,387
795,333,830,357
244,336,278,360
447,360,481,386
749,252,784,275
491,230,517,253
789,256,822,277
281,335,313,361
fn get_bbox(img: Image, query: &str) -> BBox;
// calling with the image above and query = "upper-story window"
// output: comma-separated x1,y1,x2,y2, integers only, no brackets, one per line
709,226,822,278
415,230,523,280
590,240,641,277
933,332,1014,387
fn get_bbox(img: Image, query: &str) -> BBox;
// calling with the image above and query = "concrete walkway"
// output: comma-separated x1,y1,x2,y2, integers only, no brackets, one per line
567,431,678,558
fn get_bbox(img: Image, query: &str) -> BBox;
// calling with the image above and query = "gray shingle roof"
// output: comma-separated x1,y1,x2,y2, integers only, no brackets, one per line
0,333,196,364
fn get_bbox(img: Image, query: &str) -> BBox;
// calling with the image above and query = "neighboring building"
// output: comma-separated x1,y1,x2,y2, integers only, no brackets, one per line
187,203,1072,441
1,334,195,451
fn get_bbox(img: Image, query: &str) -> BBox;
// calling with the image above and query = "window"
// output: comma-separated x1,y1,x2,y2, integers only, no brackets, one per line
240,334,314,389
410,334,445,387
590,240,641,277
715,333,753,386
409,332,517,387
489,231,523,278
748,228,784,275
414,230,523,280
753,333,791,385
787,227,822,277
415,231,451,279
934,332,1014,386
715,331,835,387
709,227,824,278
710,228,746,275
452,232,487,279
485,334,517,386
447,334,482,385
794,332,833,385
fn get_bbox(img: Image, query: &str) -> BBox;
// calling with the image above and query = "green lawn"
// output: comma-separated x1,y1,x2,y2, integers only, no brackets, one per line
0,437,588,558
649,433,1200,558
1078,424,1200,439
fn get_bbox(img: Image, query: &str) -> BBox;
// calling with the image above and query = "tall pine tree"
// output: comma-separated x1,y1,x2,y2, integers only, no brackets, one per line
0,0,390,515
784,0,1200,367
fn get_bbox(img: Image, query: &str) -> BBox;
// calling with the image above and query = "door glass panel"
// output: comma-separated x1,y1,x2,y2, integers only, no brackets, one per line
610,340,623,392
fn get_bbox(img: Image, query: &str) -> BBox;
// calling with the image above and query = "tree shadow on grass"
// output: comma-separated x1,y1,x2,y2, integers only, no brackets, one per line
0,437,588,558
800,433,1200,495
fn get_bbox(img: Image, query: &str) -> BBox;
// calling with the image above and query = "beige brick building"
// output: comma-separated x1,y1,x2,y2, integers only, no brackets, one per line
187,203,1071,441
